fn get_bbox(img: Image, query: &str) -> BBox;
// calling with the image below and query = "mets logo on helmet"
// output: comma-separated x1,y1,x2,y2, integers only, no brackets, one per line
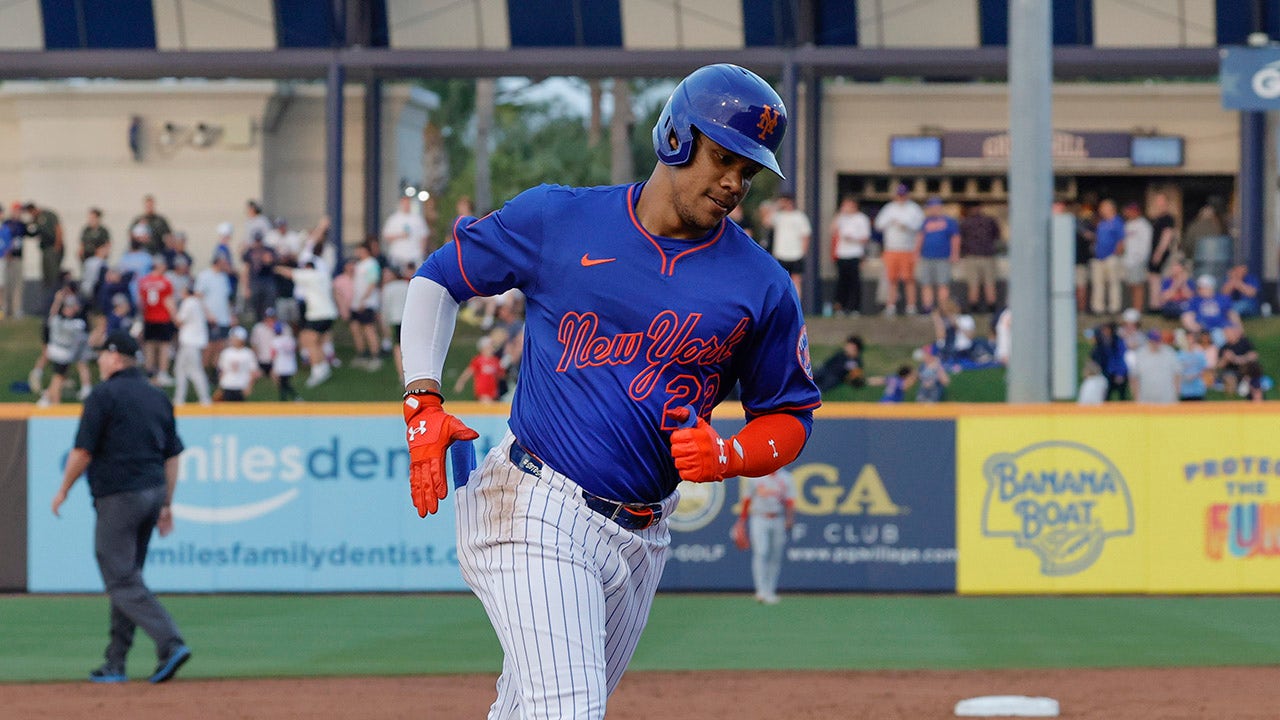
757,106,779,141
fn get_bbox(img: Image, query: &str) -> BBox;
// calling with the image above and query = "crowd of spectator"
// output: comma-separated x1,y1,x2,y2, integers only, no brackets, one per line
4,193,520,406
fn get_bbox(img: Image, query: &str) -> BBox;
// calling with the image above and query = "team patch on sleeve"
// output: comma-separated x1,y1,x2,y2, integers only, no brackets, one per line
796,326,813,379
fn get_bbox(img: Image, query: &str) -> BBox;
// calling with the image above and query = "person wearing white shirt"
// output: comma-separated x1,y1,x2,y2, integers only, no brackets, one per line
765,194,811,301
173,287,211,406
349,241,383,371
380,264,411,382
274,259,339,388
243,200,272,250
1122,202,1153,313
194,253,234,368
874,184,925,315
830,196,870,315
269,323,299,401
382,196,430,271
216,326,259,401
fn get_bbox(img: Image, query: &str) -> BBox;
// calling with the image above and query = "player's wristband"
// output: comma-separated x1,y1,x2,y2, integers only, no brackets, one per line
403,388,445,402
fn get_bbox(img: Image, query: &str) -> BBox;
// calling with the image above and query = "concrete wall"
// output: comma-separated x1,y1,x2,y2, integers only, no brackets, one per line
0,80,431,275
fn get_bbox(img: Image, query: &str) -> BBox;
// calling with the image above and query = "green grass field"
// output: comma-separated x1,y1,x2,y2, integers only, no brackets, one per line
2,594,1278,682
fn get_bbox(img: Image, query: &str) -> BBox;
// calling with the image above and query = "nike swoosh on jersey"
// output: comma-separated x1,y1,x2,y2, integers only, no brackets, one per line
580,254,617,267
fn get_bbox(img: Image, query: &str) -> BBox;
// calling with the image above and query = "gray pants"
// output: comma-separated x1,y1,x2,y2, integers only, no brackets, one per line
93,485,183,667
749,515,787,601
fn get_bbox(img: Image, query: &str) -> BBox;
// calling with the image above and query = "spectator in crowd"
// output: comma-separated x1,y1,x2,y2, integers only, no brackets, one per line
1,203,22,318
1157,262,1194,319
37,293,89,407
380,264,412,382
80,207,110,262
915,197,959,314
243,200,272,250
1178,330,1209,402
129,194,171,255
1146,193,1177,312
1089,321,1129,401
1077,360,1107,405
874,183,924,315
172,285,211,407
215,221,236,264
80,240,110,307
240,233,278,322
333,257,355,323
1130,329,1180,404
119,233,154,307
765,194,811,301
249,309,277,380
993,307,1012,366
383,195,430,271
454,334,505,404
1216,323,1261,399
265,216,306,261
729,203,756,239
1121,201,1152,313
163,231,193,273
1090,199,1124,315
26,201,64,298
273,260,338,389
1181,274,1239,346
829,196,869,315
931,298,973,362
195,251,234,370
137,259,177,386
960,201,1001,314
349,240,383,371
1194,330,1219,386
1182,202,1226,259
1221,263,1261,318
270,320,299,401
216,326,258,401
914,347,950,403
103,291,136,338
165,255,193,298
1073,201,1096,313
813,334,866,393
869,365,916,403
1118,308,1147,363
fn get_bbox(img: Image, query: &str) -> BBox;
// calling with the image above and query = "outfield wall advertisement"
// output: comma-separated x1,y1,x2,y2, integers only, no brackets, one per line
957,414,1280,594
660,418,958,592
27,414,510,593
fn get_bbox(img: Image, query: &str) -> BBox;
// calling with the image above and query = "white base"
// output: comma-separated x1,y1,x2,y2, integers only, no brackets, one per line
954,695,1060,717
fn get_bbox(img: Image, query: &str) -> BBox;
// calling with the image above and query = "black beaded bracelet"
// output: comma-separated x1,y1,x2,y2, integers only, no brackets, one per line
403,388,445,402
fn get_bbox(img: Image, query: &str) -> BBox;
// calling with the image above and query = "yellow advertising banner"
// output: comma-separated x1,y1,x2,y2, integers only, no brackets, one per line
958,413,1280,594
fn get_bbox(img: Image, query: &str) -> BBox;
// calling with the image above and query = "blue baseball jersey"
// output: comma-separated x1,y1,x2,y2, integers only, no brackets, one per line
918,216,957,259
419,182,821,503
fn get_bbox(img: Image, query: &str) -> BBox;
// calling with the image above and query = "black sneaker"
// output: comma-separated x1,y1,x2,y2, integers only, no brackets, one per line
89,664,127,683
148,644,191,683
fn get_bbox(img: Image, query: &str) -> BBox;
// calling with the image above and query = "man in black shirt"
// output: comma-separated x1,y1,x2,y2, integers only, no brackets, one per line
51,330,191,684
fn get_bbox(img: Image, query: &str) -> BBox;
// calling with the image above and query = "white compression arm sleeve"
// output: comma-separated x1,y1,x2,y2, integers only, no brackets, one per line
400,276,460,387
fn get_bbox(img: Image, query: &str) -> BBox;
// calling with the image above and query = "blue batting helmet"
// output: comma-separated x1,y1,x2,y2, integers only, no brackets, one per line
652,64,787,179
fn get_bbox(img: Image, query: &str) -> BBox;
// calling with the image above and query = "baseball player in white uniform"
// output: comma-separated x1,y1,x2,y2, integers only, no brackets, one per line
734,469,795,604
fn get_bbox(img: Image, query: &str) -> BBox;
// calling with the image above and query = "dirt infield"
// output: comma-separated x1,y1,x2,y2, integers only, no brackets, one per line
2,667,1274,719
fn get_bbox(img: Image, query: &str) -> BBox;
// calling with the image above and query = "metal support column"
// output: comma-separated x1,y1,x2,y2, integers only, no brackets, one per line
780,57,798,195
803,69,823,316
364,78,382,242
326,60,345,266
1006,0,1052,402
1240,111,1266,274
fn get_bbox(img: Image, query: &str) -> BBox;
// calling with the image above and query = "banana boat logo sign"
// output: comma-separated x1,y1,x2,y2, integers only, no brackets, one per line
981,441,1134,576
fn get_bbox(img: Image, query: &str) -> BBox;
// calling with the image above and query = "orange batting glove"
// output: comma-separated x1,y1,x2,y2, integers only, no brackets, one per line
665,405,743,483
403,390,479,517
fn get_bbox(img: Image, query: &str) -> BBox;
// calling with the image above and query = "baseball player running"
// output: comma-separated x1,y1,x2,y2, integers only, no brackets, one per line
400,64,820,719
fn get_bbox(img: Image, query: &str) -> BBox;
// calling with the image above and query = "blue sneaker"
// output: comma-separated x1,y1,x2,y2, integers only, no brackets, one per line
148,645,191,684
89,664,127,683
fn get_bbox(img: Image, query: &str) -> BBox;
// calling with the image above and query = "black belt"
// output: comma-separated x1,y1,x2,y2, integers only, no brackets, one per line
507,440,663,531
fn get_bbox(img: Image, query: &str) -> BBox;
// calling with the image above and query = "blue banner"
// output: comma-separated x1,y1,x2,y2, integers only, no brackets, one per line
27,413,512,592
659,418,957,592
1221,47,1280,110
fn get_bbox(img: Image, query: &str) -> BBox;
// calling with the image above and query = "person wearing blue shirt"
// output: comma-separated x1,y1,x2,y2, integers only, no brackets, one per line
1089,199,1125,315
1089,321,1129,400
1181,274,1240,346
1221,263,1262,318
914,197,959,314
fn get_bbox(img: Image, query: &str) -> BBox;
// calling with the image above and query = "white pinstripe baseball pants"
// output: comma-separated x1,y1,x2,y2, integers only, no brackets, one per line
456,432,676,720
